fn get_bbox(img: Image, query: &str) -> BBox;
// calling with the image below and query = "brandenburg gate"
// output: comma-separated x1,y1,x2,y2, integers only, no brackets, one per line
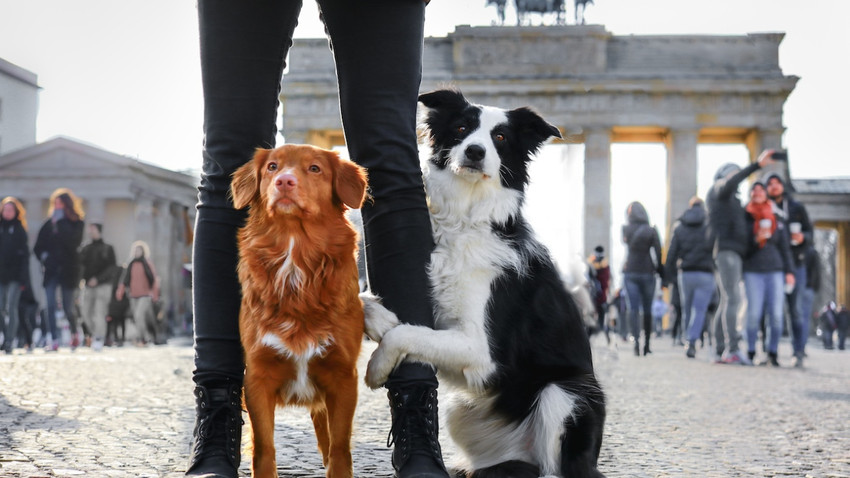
280,25,797,259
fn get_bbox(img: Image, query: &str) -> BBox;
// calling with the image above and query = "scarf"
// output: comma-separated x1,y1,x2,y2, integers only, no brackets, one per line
746,199,776,248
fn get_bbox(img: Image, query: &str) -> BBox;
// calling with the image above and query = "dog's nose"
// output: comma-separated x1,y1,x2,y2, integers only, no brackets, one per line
465,145,486,163
275,173,297,190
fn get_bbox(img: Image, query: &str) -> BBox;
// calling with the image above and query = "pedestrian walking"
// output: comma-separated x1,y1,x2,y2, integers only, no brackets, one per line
588,245,611,341
116,241,160,346
622,201,664,356
664,197,716,359
33,188,85,351
705,150,776,365
0,197,31,354
79,223,117,351
106,265,129,347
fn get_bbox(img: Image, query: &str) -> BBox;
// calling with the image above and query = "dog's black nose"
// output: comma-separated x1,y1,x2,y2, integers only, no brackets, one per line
465,145,485,163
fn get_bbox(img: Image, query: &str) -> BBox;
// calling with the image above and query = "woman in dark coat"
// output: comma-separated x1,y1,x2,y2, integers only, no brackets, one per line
33,188,85,351
0,197,31,354
622,201,664,356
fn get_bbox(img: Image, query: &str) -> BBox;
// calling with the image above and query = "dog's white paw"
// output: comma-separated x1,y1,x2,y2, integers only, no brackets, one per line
365,342,400,389
360,292,400,342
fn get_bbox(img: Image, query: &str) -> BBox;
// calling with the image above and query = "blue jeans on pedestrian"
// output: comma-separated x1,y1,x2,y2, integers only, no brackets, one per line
790,264,809,356
0,281,22,351
744,271,784,354
679,271,716,344
624,272,656,343
44,279,78,344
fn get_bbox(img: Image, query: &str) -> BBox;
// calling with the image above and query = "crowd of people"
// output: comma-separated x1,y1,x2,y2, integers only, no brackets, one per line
0,188,160,354
588,149,842,368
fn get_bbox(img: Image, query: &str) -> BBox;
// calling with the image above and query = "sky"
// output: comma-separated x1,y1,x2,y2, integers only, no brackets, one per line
1,0,848,282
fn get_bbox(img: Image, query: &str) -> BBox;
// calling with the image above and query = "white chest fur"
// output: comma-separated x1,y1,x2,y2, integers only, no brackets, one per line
260,332,333,403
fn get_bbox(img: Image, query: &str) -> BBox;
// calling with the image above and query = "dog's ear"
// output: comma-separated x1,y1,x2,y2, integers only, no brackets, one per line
418,89,468,111
333,154,368,210
231,149,269,209
508,107,562,153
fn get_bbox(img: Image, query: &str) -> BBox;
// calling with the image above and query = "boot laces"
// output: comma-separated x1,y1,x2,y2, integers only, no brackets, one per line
387,388,441,458
192,387,244,465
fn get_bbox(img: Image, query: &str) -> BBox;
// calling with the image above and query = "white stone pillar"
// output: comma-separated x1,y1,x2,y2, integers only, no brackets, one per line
666,129,699,240
583,128,612,257
134,195,156,248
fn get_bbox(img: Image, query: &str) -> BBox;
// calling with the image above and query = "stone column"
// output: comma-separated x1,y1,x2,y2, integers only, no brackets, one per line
665,129,699,240
747,128,786,182
583,128,612,256
134,195,156,247
85,197,107,226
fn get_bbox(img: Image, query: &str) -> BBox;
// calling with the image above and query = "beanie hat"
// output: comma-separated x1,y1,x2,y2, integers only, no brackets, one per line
714,163,741,181
763,172,784,186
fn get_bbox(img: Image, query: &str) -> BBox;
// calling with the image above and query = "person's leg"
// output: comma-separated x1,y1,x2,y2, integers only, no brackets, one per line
797,287,814,354
318,1,447,475
743,273,766,358
623,274,641,355
680,272,696,343
765,272,785,361
43,281,59,349
639,275,656,354
716,251,743,355
81,286,96,344
789,264,806,357
190,1,303,476
60,286,79,348
3,282,22,352
0,283,8,348
687,273,715,345
92,284,111,347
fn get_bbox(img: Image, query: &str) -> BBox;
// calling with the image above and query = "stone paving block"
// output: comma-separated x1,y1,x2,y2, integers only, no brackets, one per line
0,335,848,477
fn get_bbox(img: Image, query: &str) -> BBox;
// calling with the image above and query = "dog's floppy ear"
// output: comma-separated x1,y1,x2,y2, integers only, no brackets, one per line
231,148,269,209
333,154,368,210
508,107,562,153
418,88,469,111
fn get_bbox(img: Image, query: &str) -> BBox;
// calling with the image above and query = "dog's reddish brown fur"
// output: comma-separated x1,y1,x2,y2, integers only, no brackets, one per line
231,144,367,478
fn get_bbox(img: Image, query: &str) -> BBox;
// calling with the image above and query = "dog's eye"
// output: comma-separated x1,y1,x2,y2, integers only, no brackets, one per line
309,165,321,174
267,162,278,172
494,133,506,142
456,125,467,134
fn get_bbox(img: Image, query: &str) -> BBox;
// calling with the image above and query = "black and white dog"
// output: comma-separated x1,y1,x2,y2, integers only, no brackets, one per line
364,89,606,478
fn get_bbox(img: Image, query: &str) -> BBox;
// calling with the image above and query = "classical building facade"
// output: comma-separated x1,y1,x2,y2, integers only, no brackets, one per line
0,58,38,155
279,25,849,304
0,137,198,333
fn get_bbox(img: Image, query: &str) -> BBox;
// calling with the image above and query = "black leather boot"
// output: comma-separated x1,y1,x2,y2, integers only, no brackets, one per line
387,384,450,478
186,383,243,477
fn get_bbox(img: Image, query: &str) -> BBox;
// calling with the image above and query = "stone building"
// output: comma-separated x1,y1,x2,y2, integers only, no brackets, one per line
0,57,38,156
279,25,850,305
0,137,198,335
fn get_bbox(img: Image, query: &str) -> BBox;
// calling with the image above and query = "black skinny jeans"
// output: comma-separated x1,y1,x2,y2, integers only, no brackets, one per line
193,0,436,387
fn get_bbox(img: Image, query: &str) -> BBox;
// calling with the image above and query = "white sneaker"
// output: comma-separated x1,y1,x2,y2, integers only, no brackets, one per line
92,339,104,352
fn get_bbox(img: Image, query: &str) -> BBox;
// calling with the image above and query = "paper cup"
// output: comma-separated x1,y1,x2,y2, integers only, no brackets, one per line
759,219,772,229
790,222,802,234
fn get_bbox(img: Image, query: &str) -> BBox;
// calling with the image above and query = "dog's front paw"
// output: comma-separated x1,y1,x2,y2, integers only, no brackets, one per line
360,292,400,342
365,338,402,389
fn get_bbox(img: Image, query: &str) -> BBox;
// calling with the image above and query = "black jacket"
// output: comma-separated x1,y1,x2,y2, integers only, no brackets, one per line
765,173,813,268
664,203,714,285
706,162,763,257
622,202,664,280
33,218,84,288
743,212,794,274
80,239,117,285
0,219,30,285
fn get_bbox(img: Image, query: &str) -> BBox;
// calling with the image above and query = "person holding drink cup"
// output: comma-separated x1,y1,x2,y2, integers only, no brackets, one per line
743,180,795,366
765,169,814,367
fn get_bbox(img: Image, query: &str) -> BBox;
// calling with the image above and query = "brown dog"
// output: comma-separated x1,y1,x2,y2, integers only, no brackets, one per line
231,144,368,478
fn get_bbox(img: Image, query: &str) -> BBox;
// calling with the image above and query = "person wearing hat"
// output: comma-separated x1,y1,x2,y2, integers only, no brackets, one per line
706,150,777,365
742,180,795,366
765,172,814,367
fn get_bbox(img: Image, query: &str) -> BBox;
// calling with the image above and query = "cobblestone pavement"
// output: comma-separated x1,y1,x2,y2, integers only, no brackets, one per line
1,334,848,477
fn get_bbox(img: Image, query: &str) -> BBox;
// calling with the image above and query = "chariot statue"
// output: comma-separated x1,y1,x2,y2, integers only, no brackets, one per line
487,0,594,26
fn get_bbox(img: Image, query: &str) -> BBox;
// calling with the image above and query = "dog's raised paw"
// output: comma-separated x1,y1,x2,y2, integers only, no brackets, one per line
360,292,400,342
365,343,400,389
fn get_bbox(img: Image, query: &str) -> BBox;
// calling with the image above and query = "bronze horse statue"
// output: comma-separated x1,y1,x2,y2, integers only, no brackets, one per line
488,0,593,26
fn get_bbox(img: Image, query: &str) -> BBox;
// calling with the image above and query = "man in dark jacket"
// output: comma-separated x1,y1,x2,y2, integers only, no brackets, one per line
705,150,776,365
664,197,715,358
79,223,116,350
764,172,814,366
